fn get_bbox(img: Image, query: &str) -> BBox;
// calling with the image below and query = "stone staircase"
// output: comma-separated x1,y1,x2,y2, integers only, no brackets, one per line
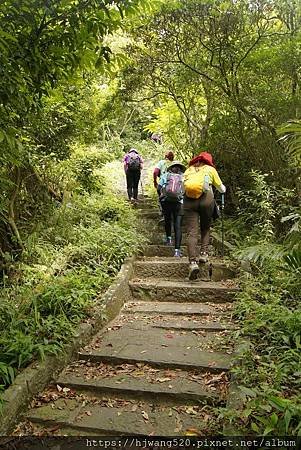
16,197,238,436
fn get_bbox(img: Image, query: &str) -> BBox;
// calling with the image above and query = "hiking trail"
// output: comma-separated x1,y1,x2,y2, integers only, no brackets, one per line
13,169,239,436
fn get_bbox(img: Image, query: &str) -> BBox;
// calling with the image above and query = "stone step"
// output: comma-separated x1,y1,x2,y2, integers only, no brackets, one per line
129,278,237,303
138,210,161,219
143,245,199,257
151,320,234,331
56,364,222,405
86,323,231,348
123,301,217,316
78,323,232,372
137,202,157,210
78,347,231,372
147,234,225,248
134,257,236,281
148,233,202,245
119,314,234,331
26,397,211,436
139,213,205,230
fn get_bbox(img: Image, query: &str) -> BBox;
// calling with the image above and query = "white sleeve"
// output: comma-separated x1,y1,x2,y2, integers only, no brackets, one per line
216,184,226,193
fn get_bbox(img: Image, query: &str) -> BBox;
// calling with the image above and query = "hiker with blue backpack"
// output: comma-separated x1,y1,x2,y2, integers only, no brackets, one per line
123,148,143,203
183,152,226,280
153,151,174,190
157,161,186,257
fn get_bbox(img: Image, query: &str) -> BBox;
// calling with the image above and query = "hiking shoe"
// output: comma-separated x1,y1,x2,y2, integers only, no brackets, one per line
188,261,199,280
199,252,209,263
174,249,181,257
164,236,172,245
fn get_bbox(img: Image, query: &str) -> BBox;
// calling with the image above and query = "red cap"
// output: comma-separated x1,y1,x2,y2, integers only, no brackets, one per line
189,152,215,167
165,151,174,161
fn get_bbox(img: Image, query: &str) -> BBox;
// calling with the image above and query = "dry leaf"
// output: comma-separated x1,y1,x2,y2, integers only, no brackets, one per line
185,428,201,436
185,406,198,415
141,411,149,421
56,385,62,392
86,411,92,416
131,405,138,412
156,377,171,383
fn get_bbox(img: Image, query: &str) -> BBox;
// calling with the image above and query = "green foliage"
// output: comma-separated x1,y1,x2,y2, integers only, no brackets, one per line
278,121,301,166
217,258,301,434
210,160,301,434
123,0,301,207
0,149,146,408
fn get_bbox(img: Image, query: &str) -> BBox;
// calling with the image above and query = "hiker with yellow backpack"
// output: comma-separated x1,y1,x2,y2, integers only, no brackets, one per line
183,152,226,280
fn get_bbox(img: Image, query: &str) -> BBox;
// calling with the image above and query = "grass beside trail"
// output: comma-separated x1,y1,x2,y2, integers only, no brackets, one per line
0,157,146,410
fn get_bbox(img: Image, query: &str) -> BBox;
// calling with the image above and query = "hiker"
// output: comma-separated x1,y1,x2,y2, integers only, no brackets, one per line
153,151,174,190
123,148,143,202
183,152,226,280
157,161,186,257
150,133,162,145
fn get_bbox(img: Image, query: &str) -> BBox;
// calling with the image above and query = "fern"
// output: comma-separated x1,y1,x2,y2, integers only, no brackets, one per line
283,248,301,272
277,120,301,164
235,242,285,265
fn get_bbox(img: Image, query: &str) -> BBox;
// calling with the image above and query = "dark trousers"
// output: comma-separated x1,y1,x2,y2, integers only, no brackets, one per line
183,191,215,261
160,200,183,249
126,169,140,200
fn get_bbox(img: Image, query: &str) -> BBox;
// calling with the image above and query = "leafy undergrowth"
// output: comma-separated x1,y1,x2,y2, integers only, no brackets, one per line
212,262,301,433
215,258,301,435
211,171,301,434
0,162,146,411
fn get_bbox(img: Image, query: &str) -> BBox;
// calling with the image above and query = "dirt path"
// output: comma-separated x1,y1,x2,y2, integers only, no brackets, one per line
13,193,238,436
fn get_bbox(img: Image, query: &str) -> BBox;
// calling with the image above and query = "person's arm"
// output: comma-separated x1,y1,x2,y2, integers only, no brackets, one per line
157,173,166,196
140,155,144,170
216,184,226,193
153,167,161,188
123,154,128,172
212,168,226,193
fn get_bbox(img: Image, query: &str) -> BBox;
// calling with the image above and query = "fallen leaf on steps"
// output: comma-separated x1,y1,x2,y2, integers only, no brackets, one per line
185,428,201,436
142,411,149,421
156,377,171,383
185,406,198,415
208,361,217,367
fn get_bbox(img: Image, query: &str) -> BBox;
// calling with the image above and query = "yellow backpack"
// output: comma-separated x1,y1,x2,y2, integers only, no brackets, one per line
184,166,209,199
